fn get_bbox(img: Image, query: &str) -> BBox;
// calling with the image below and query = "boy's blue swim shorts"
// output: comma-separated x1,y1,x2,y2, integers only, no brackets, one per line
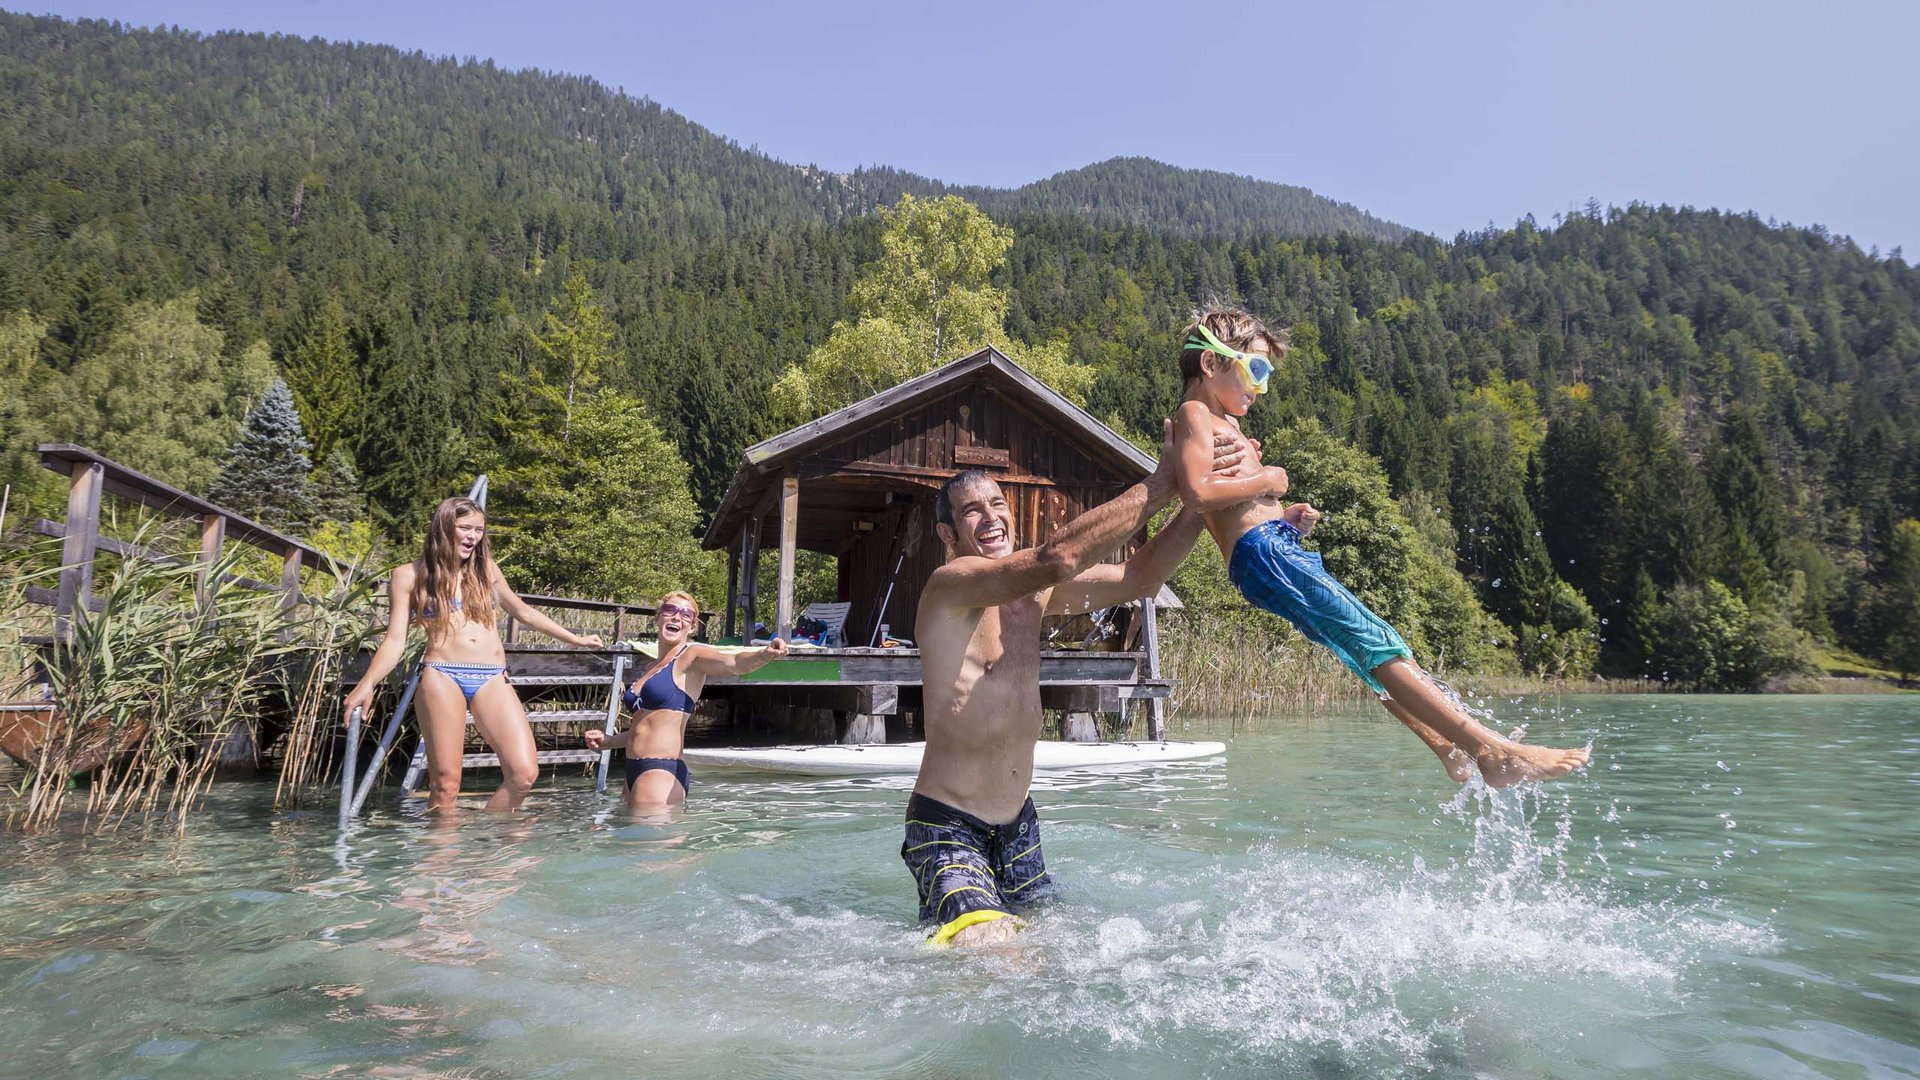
1228,519,1413,695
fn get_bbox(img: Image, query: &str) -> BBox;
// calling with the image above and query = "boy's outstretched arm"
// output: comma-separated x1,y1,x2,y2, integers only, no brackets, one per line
1172,401,1290,512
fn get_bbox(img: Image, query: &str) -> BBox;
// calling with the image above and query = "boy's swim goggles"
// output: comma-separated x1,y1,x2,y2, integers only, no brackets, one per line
1186,324,1273,394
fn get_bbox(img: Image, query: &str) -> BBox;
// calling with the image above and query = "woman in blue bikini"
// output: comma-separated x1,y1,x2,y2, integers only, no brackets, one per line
584,591,787,807
343,496,604,812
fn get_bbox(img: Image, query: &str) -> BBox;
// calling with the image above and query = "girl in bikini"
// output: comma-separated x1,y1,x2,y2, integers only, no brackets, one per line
584,591,787,807
343,496,604,812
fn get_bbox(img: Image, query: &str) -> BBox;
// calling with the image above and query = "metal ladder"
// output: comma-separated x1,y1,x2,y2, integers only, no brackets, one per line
395,655,630,797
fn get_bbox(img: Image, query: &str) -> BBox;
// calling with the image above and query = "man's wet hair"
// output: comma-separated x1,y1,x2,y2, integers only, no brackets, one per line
935,470,995,527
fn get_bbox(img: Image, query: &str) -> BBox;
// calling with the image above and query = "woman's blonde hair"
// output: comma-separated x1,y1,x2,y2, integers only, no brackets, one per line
658,591,699,616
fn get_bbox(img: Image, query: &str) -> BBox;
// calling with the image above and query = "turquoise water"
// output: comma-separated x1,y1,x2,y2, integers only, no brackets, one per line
1,695,1916,1078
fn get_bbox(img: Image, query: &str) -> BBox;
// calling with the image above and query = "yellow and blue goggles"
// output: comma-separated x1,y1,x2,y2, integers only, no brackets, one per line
1185,324,1274,394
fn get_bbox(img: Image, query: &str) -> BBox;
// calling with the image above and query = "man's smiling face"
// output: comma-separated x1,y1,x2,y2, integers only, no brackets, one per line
940,475,1015,559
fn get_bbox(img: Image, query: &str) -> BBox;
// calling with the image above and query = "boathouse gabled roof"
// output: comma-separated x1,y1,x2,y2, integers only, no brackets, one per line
701,346,1154,550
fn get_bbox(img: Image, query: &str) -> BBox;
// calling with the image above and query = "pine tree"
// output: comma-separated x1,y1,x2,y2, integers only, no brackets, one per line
1713,408,1785,570
494,390,720,602
519,272,614,444
283,293,363,462
311,448,368,525
1620,568,1667,678
208,378,318,527
38,262,121,371
1872,520,1920,680
359,318,458,541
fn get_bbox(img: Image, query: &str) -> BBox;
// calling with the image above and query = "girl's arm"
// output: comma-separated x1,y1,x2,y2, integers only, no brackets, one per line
342,564,416,723
488,559,605,648
584,728,631,751
1172,402,1290,512
686,638,789,676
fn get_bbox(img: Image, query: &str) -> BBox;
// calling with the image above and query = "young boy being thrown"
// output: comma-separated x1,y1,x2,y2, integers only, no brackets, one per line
1169,304,1590,786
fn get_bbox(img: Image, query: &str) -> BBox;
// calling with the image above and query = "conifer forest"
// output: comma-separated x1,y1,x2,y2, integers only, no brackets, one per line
2,12,1916,690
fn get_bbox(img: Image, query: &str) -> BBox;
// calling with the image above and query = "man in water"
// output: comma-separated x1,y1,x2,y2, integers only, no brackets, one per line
904,430,1213,945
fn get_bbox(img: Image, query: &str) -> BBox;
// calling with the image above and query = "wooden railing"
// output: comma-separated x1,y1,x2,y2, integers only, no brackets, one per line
25,445,712,648
30,444,348,631
510,593,714,644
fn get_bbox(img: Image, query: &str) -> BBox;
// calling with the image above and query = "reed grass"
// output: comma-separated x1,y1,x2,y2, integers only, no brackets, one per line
1157,610,1659,726
0,526,384,831
270,567,381,807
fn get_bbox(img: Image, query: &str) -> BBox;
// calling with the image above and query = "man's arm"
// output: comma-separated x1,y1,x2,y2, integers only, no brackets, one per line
1173,401,1289,512
1047,506,1208,615
924,430,1181,612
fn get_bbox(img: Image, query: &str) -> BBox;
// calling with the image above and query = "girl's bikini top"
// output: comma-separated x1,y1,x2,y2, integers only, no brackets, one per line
419,595,463,619
624,645,697,714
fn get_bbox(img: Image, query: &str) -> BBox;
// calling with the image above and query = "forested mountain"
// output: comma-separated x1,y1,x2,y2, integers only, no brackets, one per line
890,158,1407,242
1,10,1916,686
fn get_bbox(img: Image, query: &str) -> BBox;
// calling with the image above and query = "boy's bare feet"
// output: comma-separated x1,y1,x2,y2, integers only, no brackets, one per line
1374,660,1591,787
1474,740,1591,787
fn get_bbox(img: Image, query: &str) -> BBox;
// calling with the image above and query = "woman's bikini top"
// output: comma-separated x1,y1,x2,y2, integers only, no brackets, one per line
419,595,463,620
624,645,697,714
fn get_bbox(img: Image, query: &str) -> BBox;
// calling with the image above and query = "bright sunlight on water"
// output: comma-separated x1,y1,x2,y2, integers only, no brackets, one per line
1,694,1916,1078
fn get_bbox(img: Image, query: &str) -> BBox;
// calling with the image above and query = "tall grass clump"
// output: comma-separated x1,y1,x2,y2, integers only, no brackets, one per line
0,526,374,831
1159,609,1361,723
272,567,382,806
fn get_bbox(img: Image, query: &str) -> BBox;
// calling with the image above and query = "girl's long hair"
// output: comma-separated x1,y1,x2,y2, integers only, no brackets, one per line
412,497,498,631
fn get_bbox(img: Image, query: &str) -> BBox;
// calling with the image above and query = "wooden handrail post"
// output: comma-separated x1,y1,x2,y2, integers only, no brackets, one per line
612,607,626,643
54,460,104,635
280,546,303,612
197,512,225,607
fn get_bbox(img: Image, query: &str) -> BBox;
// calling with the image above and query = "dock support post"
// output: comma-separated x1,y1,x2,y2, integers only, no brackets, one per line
775,474,798,640
742,518,761,639
843,684,897,744
1142,596,1165,741
724,536,740,640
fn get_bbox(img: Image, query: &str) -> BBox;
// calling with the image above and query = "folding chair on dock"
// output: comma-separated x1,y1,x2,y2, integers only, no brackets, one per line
795,601,852,646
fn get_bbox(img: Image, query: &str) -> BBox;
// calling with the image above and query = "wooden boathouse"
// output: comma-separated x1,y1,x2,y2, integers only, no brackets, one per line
697,346,1174,742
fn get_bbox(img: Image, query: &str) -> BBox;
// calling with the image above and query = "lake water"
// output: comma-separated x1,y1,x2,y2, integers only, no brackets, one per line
1,695,1916,1078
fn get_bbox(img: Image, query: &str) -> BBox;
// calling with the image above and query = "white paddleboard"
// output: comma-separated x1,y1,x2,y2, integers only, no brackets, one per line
682,740,1225,777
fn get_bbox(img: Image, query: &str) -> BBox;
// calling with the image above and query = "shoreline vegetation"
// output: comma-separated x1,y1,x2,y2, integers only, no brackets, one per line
1154,614,1913,725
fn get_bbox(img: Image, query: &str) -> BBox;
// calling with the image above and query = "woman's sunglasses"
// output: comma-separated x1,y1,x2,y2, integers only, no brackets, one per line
656,604,697,622
1186,324,1274,394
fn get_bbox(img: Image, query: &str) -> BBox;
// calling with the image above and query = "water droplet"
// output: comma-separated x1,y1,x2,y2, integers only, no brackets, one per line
1491,577,1503,588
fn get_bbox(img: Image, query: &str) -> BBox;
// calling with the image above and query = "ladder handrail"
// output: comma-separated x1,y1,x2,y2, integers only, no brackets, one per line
338,706,362,830
594,654,629,793
345,661,422,818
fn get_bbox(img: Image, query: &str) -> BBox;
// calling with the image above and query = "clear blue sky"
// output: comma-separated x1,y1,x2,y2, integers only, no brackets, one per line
21,0,1920,253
